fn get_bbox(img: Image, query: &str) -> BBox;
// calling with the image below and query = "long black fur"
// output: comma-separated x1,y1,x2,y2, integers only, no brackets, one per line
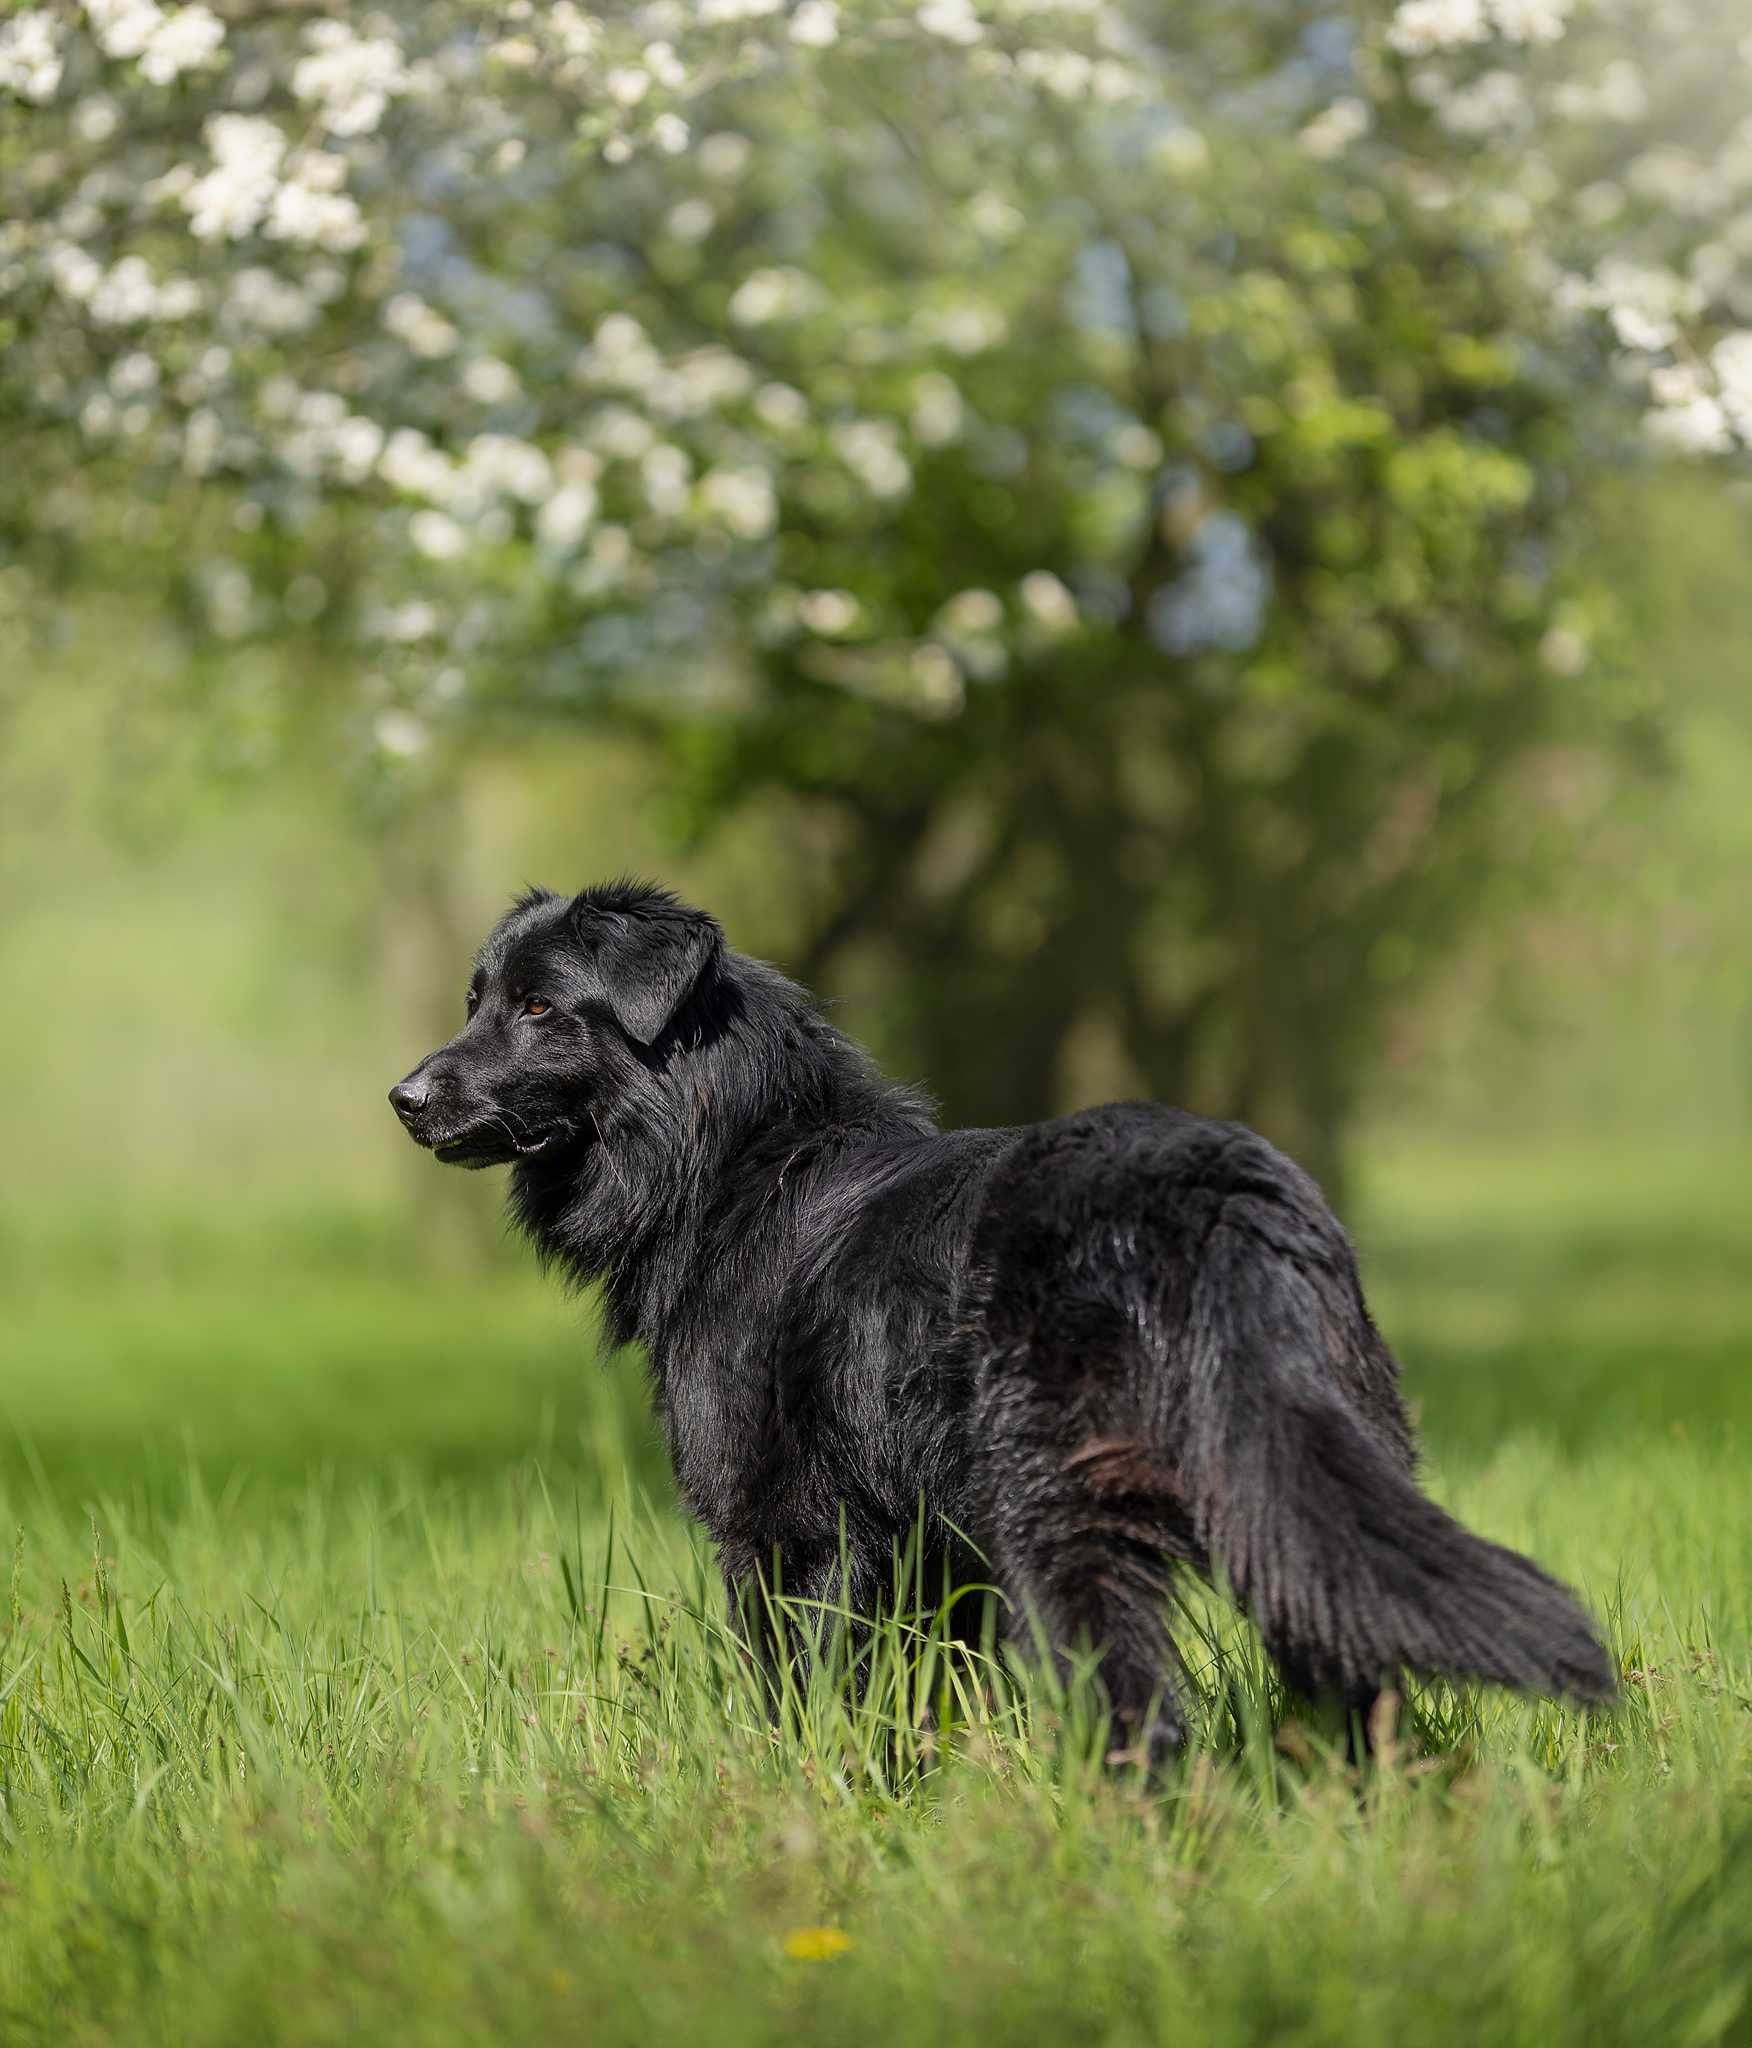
389,880,1615,1759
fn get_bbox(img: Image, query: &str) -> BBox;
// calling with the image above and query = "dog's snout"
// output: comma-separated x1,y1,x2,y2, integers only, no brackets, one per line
389,1075,430,1125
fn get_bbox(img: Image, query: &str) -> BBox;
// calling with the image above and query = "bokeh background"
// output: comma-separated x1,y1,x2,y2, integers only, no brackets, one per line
3,0,1750,1506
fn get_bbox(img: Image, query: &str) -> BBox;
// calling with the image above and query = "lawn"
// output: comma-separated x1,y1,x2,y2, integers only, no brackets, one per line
1,1146,1747,2047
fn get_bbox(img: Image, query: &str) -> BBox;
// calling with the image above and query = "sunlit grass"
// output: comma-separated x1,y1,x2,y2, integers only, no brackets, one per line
0,1150,1746,2044
0,1439,1745,2047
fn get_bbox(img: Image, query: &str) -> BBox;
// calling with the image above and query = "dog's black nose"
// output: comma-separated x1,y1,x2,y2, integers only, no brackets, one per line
389,1077,429,1124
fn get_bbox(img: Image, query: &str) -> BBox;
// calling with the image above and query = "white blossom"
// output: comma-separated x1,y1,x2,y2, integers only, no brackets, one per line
798,588,861,635
1489,0,1570,44
182,408,222,476
1644,388,1732,455
536,481,600,552
83,0,224,80
0,11,63,103
605,66,651,106
368,601,440,643
200,561,255,637
1110,422,1163,469
937,587,1003,634
968,190,1023,241
159,277,204,320
1390,0,1569,50
46,243,103,303
833,419,911,496
1539,625,1589,674
110,351,160,397
640,443,694,516
1300,97,1372,160
728,267,823,325
292,21,409,138
1387,0,1489,57
918,0,983,46
916,302,1006,353
903,642,957,706
581,312,665,392
460,434,554,507
267,179,367,253
83,254,202,324
1019,570,1078,632
666,198,716,242
1592,258,1697,352
84,0,166,61
1626,146,1725,218
1016,49,1092,98
183,115,286,241
331,416,385,483
590,526,633,573
700,467,778,538
909,372,965,445
643,40,687,88
651,347,756,418
74,94,120,141
463,357,521,405
546,4,598,66
754,383,810,431
697,133,752,180
1711,331,1752,441
5,0,1746,722
409,510,469,560
278,403,385,484
790,2,840,48
383,294,460,358
225,267,317,334
1153,125,1209,176
373,709,431,757
380,428,457,503
588,405,657,460
1437,70,1526,137
1552,59,1647,124
1594,60,1648,122
1574,182,1624,228
136,6,223,85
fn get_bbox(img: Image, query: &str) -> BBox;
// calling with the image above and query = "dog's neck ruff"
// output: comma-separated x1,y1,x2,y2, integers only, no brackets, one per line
509,955,934,1362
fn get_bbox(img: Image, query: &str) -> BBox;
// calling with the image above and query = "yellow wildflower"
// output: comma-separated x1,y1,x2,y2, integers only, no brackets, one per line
782,1925,852,1961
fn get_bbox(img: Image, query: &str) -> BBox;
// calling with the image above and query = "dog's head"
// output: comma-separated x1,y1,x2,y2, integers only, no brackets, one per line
388,881,724,1168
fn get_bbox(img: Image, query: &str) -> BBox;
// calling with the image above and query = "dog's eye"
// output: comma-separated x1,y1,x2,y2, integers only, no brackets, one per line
522,997,551,1018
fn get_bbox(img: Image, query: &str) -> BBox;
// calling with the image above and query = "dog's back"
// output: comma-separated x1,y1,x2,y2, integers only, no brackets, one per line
961,1102,1613,1757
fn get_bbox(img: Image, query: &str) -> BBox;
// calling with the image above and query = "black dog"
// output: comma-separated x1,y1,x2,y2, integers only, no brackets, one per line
390,880,1614,1758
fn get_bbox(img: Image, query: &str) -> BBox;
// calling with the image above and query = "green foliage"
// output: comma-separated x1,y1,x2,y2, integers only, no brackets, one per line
5,0,1751,1172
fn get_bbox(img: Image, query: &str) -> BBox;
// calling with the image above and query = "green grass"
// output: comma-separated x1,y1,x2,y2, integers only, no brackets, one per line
0,1149,1747,2046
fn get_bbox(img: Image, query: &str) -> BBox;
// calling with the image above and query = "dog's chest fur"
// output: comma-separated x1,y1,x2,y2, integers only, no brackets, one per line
635,1129,1015,1598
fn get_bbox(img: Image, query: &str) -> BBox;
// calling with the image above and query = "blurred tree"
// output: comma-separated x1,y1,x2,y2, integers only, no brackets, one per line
4,0,1749,1187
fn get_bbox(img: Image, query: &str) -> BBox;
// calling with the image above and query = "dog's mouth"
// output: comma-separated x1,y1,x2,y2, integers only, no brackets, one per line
426,1119,578,1168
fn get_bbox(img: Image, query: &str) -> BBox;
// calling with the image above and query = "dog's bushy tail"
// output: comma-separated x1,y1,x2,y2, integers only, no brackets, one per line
1186,1231,1616,1708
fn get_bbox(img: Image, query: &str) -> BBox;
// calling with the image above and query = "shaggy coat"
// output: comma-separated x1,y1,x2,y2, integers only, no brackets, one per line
390,881,1615,1757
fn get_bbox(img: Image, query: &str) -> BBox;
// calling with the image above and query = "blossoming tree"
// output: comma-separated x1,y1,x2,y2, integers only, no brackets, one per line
3,0,1748,1178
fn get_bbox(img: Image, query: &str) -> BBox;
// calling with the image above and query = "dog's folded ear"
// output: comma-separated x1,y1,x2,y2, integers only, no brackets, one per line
577,896,723,1046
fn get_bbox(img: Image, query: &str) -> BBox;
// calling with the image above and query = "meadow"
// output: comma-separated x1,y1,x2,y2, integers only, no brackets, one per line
1,1145,1746,2047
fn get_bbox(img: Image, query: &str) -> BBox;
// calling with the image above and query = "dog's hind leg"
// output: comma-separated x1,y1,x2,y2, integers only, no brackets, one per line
975,1364,1197,1769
